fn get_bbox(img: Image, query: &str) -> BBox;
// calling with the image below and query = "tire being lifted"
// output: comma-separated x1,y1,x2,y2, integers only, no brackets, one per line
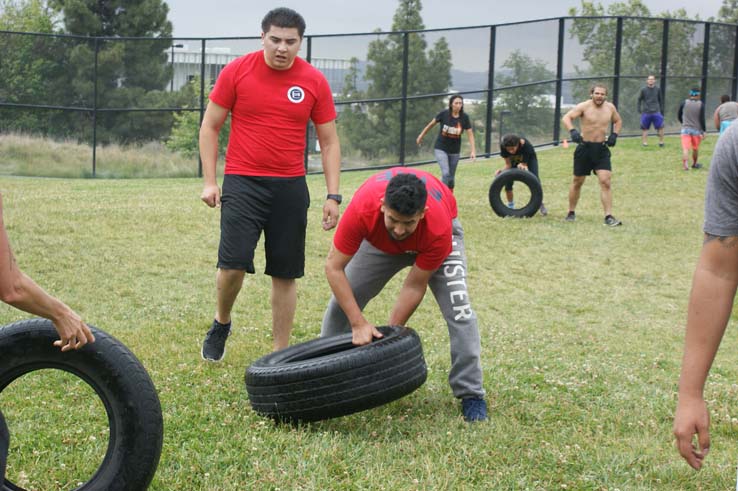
0,318,163,491
488,168,543,218
245,325,427,423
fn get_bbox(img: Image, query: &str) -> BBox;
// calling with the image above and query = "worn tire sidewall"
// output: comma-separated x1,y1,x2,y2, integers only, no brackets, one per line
489,168,543,218
0,318,163,491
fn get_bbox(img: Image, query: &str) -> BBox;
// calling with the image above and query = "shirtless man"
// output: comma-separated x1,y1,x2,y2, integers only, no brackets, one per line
562,84,623,226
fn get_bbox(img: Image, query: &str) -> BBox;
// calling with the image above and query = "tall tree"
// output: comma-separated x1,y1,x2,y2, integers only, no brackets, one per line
49,0,174,143
339,0,452,161
717,0,738,23
495,50,556,141
0,1,73,136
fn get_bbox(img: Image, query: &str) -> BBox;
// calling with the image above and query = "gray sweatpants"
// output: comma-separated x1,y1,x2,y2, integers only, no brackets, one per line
321,219,485,399
434,149,460,190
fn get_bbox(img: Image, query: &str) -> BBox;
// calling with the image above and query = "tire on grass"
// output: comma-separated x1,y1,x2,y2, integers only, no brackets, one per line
245,325,427,423
0,318,163,491
488,168,543,218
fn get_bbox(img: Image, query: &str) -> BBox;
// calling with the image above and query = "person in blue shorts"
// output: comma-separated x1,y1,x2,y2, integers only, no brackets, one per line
638,75,665,147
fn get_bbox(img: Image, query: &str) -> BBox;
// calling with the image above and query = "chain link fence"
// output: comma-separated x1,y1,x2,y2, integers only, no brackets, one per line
0,15,735,177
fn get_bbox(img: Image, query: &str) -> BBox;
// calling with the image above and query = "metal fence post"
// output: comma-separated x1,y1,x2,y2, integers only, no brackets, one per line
92,37,99,178
198,38,206,178
733,25,738,100
701,22,711,99
553,19,565,146
612,17,623,110
305,35,312,172
484,25,496,156
660,19,669,107
399,32,409,166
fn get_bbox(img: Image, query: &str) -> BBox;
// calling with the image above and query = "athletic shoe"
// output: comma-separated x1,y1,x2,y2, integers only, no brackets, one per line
692,163,703,169
539,203,548,216
658,142,665,148
642,142,648,147
202,319,231,362
565,211,576,222
604,215,622,227
461,397,488,422
507,201,515,209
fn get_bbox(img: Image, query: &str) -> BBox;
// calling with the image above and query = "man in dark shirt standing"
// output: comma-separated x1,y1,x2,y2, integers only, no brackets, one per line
638,75,665,147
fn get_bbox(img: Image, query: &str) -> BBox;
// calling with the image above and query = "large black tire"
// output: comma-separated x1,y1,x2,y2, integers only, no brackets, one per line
0,318,163,491
245,325,427,423
0,410,7,486
488,168,543,218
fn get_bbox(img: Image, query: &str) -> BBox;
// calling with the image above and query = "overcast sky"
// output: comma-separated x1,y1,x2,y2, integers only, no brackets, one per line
168,0,726,38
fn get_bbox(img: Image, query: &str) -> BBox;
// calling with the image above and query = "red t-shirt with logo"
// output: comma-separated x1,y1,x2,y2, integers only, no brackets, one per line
334,168,457,271
209,50,337,177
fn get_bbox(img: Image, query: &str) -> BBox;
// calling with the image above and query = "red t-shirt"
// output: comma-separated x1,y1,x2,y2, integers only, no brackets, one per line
334,168,457,271
209,51,337,177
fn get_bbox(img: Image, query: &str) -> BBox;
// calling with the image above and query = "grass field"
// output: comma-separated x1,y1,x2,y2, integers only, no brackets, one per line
1,135,737,490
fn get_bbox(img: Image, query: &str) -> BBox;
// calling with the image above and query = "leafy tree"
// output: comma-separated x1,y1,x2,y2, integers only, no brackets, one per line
495,50,556,142
338,0,452,161
166,78,230,158
0,0,73,136
49,0,174,143
717,0,738,22
567,0,702,133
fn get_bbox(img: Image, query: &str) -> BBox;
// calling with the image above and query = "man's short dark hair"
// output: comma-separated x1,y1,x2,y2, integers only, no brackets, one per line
385,173,427,216
501,134,521,148
261,7,306,38
721,94,731,104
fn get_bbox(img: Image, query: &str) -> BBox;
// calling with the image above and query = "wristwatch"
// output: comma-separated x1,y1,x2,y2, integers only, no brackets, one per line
326,194,343,204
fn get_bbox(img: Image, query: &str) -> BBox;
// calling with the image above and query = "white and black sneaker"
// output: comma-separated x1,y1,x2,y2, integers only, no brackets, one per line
201,320,231,362
604,215,622,227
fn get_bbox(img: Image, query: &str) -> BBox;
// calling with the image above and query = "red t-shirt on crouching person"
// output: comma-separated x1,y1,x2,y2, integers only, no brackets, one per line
333,167,457,271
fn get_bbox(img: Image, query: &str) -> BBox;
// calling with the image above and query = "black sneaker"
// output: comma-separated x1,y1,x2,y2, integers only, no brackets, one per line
461,397,488,422
202,319,231,362
565,211,576,222
604,215,622,227
692,163,703,169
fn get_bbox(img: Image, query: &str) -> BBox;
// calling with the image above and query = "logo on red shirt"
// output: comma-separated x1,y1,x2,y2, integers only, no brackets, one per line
287,86,305,103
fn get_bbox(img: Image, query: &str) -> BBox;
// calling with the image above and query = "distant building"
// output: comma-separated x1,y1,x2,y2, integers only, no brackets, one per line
168,45,354,94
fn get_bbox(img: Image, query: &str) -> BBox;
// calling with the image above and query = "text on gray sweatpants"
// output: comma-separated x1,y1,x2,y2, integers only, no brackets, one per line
321,218,485,399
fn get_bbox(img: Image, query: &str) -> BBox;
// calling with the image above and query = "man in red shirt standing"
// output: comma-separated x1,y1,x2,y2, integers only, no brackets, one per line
200,8,342,361
322,168,487,422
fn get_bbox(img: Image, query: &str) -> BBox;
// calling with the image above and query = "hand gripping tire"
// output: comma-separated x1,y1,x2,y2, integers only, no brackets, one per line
245,325,427,423
0,318,163,491
489,168,543,218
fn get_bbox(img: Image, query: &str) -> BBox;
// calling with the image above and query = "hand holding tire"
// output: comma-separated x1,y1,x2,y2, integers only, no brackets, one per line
352,322,384,345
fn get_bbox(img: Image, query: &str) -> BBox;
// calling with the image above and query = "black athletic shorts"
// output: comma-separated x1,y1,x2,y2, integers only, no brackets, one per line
573,142,612,176
0,409,8,483
218,174,310,278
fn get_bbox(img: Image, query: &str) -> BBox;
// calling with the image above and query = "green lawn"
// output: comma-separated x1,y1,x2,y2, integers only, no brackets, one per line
1,135,736,490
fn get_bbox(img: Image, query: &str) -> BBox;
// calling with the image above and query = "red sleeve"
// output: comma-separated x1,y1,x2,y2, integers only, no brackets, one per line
310,75,337,125
332,204,366,256
209,59,239,110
